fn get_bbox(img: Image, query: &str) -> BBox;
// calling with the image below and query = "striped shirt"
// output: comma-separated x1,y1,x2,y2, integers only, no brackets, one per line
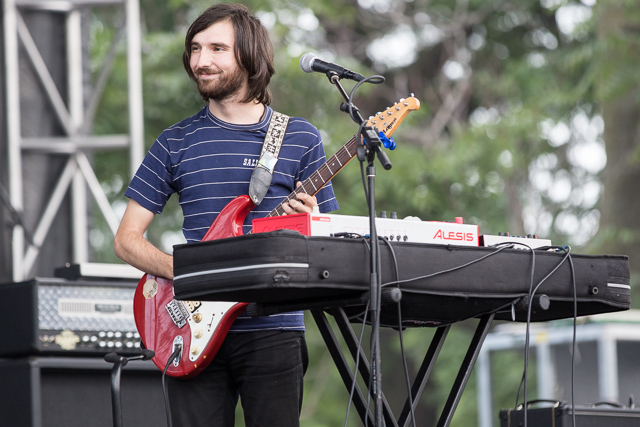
125,105,339,332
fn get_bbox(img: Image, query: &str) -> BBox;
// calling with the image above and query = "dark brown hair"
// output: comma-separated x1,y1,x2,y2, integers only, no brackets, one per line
183,3,275,105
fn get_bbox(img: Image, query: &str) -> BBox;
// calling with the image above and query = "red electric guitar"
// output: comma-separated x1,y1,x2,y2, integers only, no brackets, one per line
133,96,420,377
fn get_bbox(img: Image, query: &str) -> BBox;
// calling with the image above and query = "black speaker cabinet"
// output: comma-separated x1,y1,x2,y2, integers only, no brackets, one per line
0,356,167,427
500,403,640,427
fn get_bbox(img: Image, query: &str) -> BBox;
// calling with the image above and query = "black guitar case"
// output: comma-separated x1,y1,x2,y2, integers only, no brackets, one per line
172,230,630,327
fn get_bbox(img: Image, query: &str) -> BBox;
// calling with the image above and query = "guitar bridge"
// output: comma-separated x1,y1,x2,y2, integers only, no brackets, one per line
166,300,189,328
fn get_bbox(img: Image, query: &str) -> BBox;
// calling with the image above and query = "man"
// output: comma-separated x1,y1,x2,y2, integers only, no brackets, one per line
114,4,338,426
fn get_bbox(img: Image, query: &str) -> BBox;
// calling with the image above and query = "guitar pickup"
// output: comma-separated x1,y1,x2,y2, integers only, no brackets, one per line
183,300,202,313
166,300,189,328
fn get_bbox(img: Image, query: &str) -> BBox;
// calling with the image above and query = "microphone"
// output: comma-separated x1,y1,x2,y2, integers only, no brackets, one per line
138,348,156,360
300,53,366,82
104,349,156,366
104,352,124,364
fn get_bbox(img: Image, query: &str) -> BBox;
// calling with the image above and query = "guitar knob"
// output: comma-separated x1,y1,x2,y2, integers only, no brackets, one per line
194,329,203,339
191,346,200,356
192,313,202,323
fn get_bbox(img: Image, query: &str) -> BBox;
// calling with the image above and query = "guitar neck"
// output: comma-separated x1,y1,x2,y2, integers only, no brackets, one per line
266,134,359,218
264,96,420,219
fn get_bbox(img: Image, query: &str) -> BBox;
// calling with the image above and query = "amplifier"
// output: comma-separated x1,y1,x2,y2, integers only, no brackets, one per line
253,212,479,246
0,277,141,357
0,357,167,427
500,403,640,427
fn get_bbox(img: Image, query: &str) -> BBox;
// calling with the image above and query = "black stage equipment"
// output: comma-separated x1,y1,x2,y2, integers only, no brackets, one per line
500,402,640,427
0,356,167,427
0,277,141,357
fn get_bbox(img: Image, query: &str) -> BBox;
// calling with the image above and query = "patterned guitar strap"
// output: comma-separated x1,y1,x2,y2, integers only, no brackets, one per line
248,111,290,205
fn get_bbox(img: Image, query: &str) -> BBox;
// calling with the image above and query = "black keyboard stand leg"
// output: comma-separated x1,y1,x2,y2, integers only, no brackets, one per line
311,308,375,425
398,325,451,427
330,308,399,427
436,313,495,427
311,308,398,427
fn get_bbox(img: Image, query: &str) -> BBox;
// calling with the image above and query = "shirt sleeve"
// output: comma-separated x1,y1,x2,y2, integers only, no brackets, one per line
124,135,177,214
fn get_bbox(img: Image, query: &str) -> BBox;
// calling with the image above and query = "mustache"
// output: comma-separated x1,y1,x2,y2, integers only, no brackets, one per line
194,67,221,76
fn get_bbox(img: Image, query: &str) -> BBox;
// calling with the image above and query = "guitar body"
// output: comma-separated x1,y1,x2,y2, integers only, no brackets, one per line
132,97,420,378
133,196,254,377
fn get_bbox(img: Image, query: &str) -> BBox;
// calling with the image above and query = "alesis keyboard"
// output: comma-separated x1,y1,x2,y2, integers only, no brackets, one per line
172,231,631,327
253,212,479,245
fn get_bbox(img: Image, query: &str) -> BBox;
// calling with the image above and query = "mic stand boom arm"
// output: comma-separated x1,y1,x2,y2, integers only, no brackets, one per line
327,71,389,427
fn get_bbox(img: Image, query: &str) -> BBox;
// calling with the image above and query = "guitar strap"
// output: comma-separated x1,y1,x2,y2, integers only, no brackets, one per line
249,111,290,205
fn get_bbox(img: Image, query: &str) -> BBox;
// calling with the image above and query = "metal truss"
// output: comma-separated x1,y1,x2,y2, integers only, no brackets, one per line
3,0,144,281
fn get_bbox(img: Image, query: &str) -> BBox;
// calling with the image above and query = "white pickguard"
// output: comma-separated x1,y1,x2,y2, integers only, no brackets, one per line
184,301,241,362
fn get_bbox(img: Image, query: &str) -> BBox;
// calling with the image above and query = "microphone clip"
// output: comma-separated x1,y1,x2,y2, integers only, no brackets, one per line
361,126,392,170
362,126,382,148
326,70,341,83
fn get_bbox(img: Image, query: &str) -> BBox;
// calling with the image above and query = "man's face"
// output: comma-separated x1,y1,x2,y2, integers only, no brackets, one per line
189,19,247,102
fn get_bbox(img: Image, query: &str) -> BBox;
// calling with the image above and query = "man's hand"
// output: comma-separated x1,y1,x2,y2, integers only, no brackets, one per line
281,182,318,215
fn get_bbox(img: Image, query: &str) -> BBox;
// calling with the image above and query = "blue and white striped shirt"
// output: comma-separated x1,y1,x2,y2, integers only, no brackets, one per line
125,105,339,332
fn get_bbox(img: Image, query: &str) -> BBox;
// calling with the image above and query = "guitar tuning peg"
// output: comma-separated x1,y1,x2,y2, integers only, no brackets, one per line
410,93,414,97
399,98,405,102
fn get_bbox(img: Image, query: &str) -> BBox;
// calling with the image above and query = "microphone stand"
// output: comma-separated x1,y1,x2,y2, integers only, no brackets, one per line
326,71,391,427
104,350,155,427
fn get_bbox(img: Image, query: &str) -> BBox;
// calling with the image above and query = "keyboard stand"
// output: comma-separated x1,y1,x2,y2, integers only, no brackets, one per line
310,307,495,427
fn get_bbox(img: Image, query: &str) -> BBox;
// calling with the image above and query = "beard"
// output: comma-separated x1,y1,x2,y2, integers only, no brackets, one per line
194,65,246,102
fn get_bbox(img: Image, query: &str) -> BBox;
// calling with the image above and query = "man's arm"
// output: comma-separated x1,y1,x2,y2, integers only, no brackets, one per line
114,198,174,279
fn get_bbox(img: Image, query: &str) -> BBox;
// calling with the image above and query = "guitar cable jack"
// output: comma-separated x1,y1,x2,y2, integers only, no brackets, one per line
169,335,184,368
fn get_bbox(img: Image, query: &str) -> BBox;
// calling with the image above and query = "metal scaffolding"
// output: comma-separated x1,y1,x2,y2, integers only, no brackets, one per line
3,0,144,281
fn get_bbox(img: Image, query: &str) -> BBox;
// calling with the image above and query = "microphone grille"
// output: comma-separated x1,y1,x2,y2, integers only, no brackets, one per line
299,53,317,73
141,348,156,360
104,352,121,363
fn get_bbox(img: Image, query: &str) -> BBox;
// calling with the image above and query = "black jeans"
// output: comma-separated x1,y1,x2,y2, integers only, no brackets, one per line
167,330,308,427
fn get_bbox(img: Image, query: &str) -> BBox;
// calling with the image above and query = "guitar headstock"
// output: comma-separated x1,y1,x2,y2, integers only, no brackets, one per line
366,96,420,138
